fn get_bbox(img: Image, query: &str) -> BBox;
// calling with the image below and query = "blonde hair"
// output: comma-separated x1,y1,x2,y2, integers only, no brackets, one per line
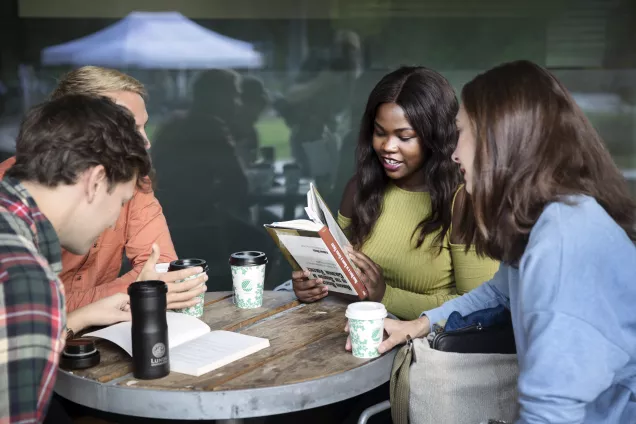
51,66,146,100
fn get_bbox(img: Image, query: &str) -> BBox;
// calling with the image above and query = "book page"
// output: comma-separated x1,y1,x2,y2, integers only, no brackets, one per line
277,233,357,296
170,331,270,377
85,312,210,356
267,219,323,232
165,312,211,347
308,184,358,272
84,321,135,355
306,185,326,225
312,184,351,250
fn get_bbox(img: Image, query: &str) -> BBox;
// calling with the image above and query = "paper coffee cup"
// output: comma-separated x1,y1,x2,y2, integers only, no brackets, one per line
346,302,387,359
168,259,208,318
229,251,268,309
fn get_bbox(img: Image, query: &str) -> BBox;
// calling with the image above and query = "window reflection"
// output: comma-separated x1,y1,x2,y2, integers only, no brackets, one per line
1,0,634,287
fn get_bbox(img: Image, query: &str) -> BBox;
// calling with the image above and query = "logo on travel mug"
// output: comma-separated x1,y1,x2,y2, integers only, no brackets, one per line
152,343,166,358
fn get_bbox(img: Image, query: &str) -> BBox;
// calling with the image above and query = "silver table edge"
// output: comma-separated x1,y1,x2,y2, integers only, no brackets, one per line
55,349,396,420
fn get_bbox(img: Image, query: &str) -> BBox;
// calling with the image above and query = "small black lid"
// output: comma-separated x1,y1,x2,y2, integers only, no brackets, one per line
229,251,268,266
168,258,208,271
63,338,97,357
128,280,168,296
61,338,100,370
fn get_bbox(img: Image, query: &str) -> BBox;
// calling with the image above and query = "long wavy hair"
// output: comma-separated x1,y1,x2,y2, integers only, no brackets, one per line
350,66,461,251
459,60,636,264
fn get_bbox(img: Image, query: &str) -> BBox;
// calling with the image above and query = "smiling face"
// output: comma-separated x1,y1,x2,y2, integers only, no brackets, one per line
372,102,426,190
452,104,477,193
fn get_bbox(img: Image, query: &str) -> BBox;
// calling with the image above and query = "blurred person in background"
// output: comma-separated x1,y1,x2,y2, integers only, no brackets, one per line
233,75,270,165
275,29,363,179
153,69,278,291
153,68,249,219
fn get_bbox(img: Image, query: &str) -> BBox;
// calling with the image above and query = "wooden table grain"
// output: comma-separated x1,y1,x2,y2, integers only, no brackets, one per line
55,291,396,422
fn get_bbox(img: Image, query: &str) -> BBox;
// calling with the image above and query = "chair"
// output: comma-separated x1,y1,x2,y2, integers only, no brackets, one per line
357,400,391,424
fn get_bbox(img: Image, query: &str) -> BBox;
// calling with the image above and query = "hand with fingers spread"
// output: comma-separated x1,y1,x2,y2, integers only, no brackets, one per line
291,270,329,303
137,243,208,310
346,247,386,302
344,316,431,354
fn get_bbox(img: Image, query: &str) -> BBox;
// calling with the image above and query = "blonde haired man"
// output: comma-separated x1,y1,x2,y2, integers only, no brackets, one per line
0,66,205,312
52,66,152,148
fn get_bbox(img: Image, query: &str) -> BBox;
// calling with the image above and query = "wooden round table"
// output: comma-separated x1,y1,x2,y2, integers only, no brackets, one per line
55,291,396,422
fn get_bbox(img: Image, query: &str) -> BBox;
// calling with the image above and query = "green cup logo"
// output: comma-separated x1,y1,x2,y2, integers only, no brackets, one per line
371,328,381,343
241,280,252,292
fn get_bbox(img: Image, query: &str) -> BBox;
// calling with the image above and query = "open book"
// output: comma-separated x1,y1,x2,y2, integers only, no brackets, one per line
264,183,368,299
85,312,270,377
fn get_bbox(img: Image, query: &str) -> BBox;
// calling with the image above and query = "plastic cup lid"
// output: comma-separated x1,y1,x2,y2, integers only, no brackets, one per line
169,258,208,271
345,302,387,320
229,251,268,266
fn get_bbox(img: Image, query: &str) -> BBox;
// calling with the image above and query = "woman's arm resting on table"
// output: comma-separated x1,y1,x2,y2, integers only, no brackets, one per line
358,269,509,353
345,316,431,354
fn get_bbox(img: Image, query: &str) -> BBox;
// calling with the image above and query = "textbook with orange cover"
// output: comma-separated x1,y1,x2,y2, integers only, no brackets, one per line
264,183,368,300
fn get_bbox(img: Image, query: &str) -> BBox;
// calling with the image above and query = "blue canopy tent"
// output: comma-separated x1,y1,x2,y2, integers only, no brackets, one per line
41,11,263,69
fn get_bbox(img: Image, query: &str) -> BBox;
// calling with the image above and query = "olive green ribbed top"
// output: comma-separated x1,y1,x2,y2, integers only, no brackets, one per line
338,183,499,320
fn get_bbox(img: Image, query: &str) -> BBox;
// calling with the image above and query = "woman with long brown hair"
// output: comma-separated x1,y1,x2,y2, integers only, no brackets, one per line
356,61,636,422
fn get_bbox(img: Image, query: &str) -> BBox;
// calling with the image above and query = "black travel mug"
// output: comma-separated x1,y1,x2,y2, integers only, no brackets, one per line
128,280,170,379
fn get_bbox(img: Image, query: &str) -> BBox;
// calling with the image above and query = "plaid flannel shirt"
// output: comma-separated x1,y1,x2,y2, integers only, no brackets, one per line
0,178,65,423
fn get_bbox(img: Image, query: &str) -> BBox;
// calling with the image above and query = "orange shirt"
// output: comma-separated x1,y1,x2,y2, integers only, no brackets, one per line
0,157,177,312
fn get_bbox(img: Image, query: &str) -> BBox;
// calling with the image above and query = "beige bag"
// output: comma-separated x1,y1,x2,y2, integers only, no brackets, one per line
390,337,519,424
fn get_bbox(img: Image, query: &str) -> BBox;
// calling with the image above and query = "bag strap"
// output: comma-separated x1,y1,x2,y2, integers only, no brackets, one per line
390,335,413,424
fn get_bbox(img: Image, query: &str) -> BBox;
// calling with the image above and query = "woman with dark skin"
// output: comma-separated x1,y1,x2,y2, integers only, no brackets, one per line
292,66,499,320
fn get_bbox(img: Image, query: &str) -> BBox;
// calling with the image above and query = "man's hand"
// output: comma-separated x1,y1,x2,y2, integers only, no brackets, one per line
138,244,208,310
346,248,386,302
67,293,131,333
292,270,328,303
345,316,431,354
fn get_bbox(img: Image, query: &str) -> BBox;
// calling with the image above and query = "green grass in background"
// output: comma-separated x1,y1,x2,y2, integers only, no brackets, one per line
147,115,292,160
255,115,291,160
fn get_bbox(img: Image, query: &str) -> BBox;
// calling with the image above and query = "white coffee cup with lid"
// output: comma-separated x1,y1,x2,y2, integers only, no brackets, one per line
346,302,387,359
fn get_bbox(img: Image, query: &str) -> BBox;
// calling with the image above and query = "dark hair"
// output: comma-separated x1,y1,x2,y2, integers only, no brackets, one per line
192,69,240,113
7,94,151,191
350,66,461,250
241,76,268,102
460,60,636,264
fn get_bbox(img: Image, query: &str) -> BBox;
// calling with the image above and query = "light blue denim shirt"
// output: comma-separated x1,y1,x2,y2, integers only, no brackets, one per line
424,196,636,424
